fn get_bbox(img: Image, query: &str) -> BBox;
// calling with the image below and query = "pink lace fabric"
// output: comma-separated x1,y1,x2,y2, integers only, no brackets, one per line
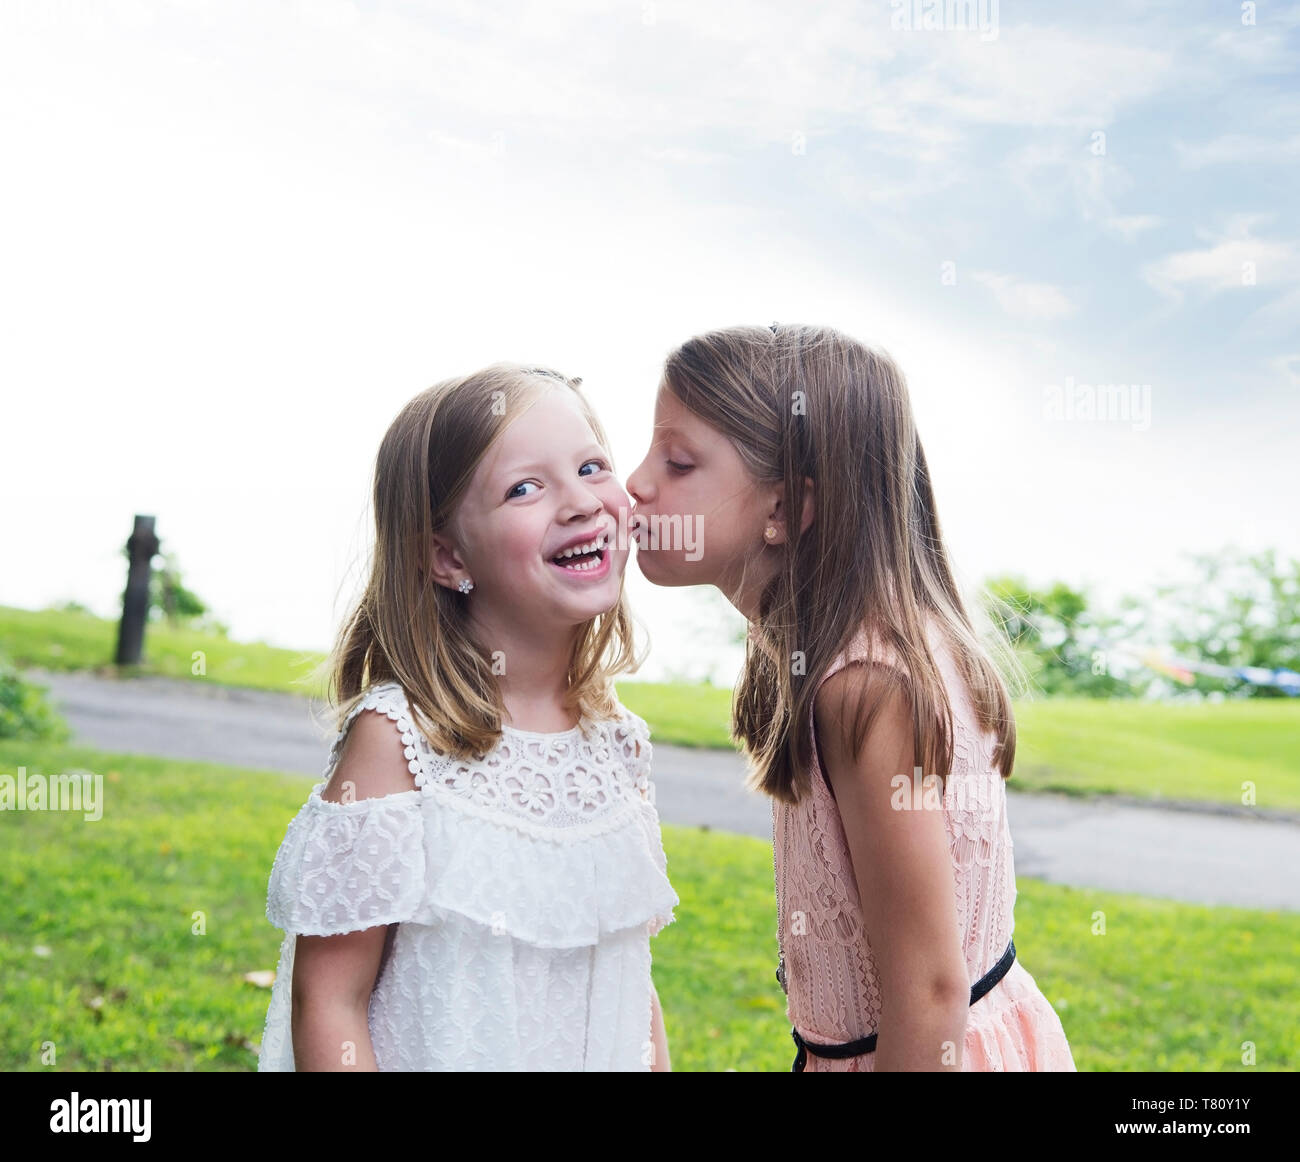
771,619,1077,1071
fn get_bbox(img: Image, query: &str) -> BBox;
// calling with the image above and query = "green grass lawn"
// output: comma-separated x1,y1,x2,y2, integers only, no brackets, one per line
0,604,328,697
1011,698,1300,813
1,741,1296,1071
6,603,1299,811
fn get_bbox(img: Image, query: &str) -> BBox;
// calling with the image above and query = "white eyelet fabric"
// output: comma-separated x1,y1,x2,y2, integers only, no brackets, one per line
257,681,677,1071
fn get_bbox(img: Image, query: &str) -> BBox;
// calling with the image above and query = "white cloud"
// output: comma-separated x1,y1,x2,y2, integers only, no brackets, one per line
889,22,1173,130
1245,283,1300,337
1205,26,1299,73
1106,214,1163,241
971,271,1077,320
1142,217,1298,299
1270,352,1300,387
1005,142,1138,226
1176,133,1300,167
640,145,735,165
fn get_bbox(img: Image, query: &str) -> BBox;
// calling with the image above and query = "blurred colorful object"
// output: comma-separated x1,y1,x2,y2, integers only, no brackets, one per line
1140,649,1300,695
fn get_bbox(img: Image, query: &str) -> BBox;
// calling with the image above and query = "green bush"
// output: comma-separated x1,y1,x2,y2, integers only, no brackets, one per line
0,656,71,742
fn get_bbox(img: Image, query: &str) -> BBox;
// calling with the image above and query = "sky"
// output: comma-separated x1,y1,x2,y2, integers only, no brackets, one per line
2,0,1297,684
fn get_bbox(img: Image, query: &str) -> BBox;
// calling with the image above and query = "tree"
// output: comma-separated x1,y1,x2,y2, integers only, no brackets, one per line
1139,546,1300,699
981,575,1137,697
150,549,207,626
118,544,228,635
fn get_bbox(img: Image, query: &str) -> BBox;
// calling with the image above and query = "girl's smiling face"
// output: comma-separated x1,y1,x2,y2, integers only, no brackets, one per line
430,386,631,629
625,386,778,598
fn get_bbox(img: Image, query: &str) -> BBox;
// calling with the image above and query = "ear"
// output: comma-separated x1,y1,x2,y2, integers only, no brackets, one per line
765,476,815,545
799,476,815,536
425,531,468,590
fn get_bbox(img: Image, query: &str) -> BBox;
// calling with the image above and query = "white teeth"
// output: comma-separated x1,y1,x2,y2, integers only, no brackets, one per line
553,533,607,560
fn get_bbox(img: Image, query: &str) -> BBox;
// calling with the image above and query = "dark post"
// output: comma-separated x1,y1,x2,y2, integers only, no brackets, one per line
116,515,160,667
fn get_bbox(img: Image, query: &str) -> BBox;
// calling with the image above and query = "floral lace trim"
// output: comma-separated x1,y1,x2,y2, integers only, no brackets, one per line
312,682,656,843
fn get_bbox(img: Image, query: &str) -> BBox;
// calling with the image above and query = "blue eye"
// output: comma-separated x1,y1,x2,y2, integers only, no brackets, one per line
506,459,608,499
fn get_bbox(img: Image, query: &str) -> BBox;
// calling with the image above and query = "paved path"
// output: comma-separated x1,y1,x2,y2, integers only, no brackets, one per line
23,667,1300,912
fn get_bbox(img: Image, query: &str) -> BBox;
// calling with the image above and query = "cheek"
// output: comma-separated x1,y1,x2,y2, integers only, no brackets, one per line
603,478,633,512
491,521,543,568
692,484,750,554
668,474,710,518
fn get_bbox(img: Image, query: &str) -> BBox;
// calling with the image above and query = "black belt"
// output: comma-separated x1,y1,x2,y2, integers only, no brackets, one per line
790,940,1016,1072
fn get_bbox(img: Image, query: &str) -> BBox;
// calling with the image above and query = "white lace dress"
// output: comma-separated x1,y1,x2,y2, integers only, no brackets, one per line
256,680,679,1072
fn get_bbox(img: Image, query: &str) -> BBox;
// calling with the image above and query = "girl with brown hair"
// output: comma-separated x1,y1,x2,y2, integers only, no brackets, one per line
626,323,1076,1072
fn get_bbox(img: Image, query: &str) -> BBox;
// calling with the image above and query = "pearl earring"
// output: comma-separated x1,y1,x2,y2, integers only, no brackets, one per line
458,578,474,594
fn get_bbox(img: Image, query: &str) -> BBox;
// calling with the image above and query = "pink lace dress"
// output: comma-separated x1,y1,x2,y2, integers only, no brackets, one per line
771,619,1076,1071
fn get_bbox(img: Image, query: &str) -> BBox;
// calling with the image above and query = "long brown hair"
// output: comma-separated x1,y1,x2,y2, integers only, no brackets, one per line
318,363,644,759
661,324,1025,806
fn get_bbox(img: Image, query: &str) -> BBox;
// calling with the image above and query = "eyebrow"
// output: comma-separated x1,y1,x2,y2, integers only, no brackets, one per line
498,444,608,478
659,425,698,447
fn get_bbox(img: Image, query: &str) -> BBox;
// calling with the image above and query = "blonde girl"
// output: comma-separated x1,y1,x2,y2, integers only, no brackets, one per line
258,364,677,1071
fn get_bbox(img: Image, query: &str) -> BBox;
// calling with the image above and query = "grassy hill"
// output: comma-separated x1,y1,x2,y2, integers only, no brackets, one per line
0,604,328,696
5,604,1298,811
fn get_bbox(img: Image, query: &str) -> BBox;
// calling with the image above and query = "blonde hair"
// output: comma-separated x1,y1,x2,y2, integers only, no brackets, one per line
661,324,1026,805
321,363,643,758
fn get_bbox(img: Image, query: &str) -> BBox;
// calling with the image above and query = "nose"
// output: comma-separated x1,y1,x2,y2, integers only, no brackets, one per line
558,471,608,522
626,457,652,506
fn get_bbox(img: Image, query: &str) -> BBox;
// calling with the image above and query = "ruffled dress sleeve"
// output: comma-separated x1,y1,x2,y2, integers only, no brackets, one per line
267,689,427,935
256,684,426,1071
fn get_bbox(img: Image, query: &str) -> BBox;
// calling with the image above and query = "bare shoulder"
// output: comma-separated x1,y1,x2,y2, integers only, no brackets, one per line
320,707,420,803
814,659,915,789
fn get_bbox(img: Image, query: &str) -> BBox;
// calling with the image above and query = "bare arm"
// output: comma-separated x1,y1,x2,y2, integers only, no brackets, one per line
649,980,671,1071
816,663,969,1071
289,709,418,1072
291,928,388,1070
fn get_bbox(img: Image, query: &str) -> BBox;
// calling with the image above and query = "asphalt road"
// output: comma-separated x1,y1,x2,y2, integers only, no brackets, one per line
22,667,1300,912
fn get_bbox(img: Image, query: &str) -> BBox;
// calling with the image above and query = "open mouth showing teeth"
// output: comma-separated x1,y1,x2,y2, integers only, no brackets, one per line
549,533,609,572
